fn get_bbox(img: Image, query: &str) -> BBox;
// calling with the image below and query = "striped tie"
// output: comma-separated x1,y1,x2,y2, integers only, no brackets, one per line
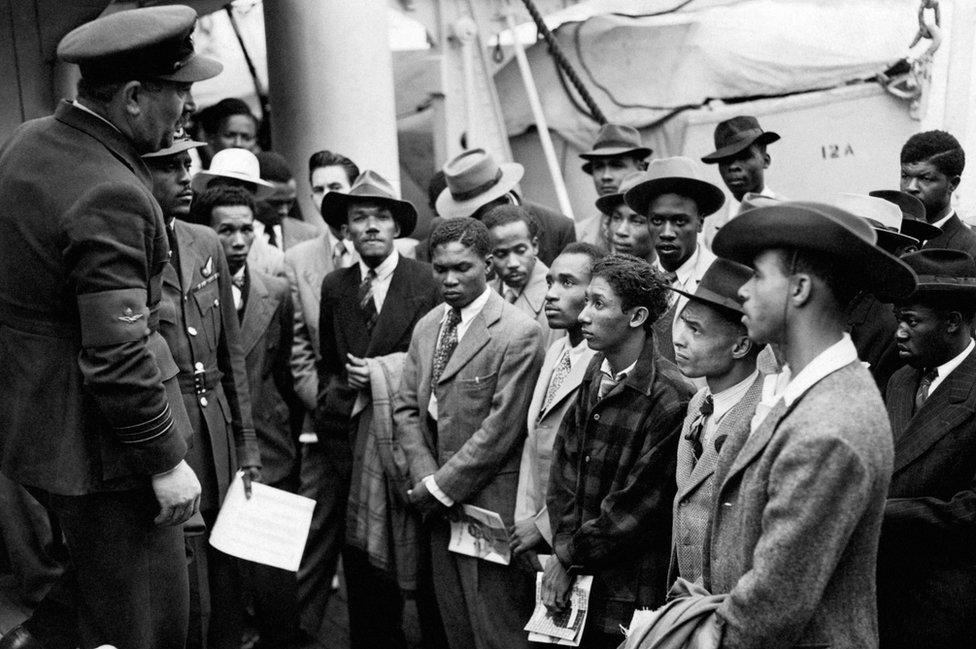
358,269,378,332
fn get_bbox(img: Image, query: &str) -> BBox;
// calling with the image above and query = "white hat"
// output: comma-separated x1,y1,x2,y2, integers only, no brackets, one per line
192,148,275,201
824,193,919,252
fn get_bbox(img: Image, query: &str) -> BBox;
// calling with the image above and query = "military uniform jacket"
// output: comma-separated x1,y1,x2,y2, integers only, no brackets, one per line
160,220,259,510
0,101,191,494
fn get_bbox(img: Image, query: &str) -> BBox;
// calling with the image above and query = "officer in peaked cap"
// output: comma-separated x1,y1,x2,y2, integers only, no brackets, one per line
0,6,221,648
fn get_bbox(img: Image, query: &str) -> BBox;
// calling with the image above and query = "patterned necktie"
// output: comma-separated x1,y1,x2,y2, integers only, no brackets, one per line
542,351,572,413
332,240,346,270
504,287,519,304
358,269,378,332
914,367,938,413
685,393,714,463
430,308,463,388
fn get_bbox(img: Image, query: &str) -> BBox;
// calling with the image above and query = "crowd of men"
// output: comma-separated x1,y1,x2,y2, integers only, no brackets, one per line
0,6,972,649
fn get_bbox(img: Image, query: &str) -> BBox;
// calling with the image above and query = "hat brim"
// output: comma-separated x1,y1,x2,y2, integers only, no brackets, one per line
908,276,976,300
900,219,942,242
624,177,725,218
713,204,917,302
580,147,653,174
669,285,744,315
321,193,418,238
143,139,206,158
701,131,780,163
595,192,625,216
436,163,524,219
874,229,919,254
153,54,223,83
192,170,276,201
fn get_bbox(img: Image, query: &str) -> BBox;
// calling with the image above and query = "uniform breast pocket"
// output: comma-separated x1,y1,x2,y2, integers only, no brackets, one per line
191,281,221,351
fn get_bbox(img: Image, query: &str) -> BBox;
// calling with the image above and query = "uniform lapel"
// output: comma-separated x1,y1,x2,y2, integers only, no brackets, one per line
162,256,181,293
175,221,200,296
893,348,976,474
239,270,276,355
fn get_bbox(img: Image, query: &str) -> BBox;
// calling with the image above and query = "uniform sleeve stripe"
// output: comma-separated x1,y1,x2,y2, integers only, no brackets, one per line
115,403,174,444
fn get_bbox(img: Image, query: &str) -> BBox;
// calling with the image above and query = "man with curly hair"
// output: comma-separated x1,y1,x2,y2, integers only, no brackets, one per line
543,253,693,649
900,130,976,258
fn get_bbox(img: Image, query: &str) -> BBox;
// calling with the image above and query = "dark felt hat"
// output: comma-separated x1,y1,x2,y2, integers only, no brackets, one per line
701,116,780,163
713,200,917,301
669,257,753,315
594,171,647,216
869,190,941,241
899,249,976,300
580,124,653,174
321,170,417,237
57,6,222,84
624,157,725,218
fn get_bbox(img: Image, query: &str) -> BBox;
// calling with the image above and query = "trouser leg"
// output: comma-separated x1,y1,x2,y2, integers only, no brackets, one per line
342,544,407,649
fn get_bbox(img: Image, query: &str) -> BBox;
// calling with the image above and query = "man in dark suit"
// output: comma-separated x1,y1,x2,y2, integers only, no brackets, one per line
395,218,544,649
316,171,442,649
204,187,307,649
434,148,576,266
545,254,692,649
881,248,976,649
148,148,261,648
901,130,976,258
0,7,217,648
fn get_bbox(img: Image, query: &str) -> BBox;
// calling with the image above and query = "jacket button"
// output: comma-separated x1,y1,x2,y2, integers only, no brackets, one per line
214,298,219,306
593,413,600,421
584,455,590,463
187,326,198,336
200,396,208,407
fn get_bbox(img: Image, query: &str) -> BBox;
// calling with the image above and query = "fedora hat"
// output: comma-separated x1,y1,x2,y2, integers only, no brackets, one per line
624,157,725,218
823,193,919,254
899,248,976,300
580,124,652,174
713,200,917,301
192,148,275,201
669,257,753,315
436,149,524,219
701,116,780,163
321,170,417,237
595,171,647,216
58,6,222,84
869,189,941,242
142,136,205,159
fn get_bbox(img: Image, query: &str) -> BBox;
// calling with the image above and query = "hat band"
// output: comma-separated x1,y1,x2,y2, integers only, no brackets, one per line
450,169,504,202
77,33,195,83
593,140,639,151
915,274,976,287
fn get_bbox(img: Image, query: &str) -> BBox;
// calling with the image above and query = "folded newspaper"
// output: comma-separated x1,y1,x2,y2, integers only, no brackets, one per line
448,504,511,565
524,556,593,646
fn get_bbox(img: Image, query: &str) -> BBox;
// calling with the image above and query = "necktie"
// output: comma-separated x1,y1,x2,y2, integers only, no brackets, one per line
598,369,625,400
167,224,181,277
332,240,346,270
541,352,572,413
266,222,278,248
914,367,938,413
685,393,714,463
661,270,678,285
358,269,378,332
430,308,462,388
231,274,246,290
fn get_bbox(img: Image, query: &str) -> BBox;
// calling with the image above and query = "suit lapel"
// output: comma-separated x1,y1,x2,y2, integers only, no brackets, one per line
886,366,918,442
437,293,500,384
718,397,788,493
521,262,548,317
239,270,276,355
893,348,976,474
676,390,706,493
366,261,418,357
335,267,371,356
301,235,333,306
538,346,593,420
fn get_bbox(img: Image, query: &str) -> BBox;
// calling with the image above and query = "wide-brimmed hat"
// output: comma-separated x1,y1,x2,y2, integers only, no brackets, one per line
57,6,222,84
580,124,653,174
436,149,524,219
823,193,919,254
701,116,780,163
899,249,976,300
192,148,275,201
321,170,417,237
713,200,917,301
624,157,725,218
142,136,205,159
595,171,647,216
869,189,941,241
669,257,753,315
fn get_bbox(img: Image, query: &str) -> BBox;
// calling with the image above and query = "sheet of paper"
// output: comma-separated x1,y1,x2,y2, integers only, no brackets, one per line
524,568,593,645
448,504,511,565
209,472,315,571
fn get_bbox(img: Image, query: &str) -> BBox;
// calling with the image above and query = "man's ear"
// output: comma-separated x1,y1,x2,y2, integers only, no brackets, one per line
531,236,540,255
762,152,771,170
789,273,813,307
730,333,753,360
629,305,650,330
944,310,963,334
949,174,962,194
121,81,144,117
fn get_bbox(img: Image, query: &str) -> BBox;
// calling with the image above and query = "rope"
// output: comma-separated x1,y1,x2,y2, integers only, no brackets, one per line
519,0,607,124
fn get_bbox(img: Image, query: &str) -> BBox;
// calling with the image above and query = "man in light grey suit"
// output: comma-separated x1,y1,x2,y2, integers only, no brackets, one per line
509,243,604,568
703,202,917,648
394,218,544,649
668,258,761,586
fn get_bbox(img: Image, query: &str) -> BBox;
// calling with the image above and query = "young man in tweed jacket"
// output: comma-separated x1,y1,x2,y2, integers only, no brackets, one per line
544,254,693,649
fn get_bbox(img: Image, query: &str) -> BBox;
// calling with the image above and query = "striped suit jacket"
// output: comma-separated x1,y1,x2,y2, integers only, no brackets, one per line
879,348,976,649
671,374,763,586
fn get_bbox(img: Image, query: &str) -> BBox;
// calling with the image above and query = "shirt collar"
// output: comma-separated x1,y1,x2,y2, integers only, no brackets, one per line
782,334,859,407
72,100,121,134
600,356,637,382
444,287,492,324
655,245,706,287
565,336,591,365
358,248,399,281
710,370,759,421
931,210,955,230
233,265,246,281
933,337,975,384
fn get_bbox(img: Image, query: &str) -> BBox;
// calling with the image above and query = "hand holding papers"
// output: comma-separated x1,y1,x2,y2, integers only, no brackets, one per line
209,472,315,571
524,556,593,646
448,504,511,565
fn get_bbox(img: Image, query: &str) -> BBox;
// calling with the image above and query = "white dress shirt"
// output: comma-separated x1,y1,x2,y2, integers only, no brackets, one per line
357,249,399,313
931,209,955,231
231,266,246,311
927,337,975,396
703,370,758,444
782,334,859,407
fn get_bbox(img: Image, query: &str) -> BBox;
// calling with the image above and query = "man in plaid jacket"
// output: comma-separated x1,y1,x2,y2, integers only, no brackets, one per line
544,254,693,649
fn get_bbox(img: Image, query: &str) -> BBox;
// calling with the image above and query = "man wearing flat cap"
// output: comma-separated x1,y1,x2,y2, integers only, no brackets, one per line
700,201,916,648
0,6,220,648
577,123,652,249
879,248,976,649
701,115,784,249
315,171,442,649
624,156,723,364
